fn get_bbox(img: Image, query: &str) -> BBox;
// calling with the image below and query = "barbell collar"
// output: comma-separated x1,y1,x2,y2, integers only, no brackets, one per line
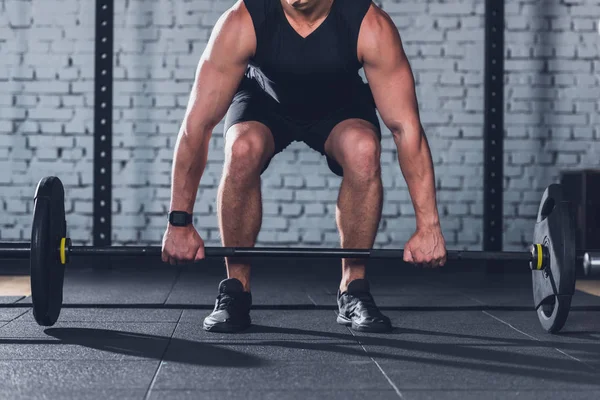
583,252,600,277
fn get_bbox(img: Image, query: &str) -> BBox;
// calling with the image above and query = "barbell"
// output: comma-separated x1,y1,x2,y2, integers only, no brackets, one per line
0,176,583,333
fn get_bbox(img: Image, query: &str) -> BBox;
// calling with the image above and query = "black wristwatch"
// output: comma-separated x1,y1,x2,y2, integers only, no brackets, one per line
168,211,193,227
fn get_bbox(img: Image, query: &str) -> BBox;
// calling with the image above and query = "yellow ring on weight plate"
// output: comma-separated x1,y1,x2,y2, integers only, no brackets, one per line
59,237,67,265
536,243,543,270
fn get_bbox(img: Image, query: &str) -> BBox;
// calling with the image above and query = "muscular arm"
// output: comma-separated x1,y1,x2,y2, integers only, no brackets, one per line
359,5,441,230
169,1,255,214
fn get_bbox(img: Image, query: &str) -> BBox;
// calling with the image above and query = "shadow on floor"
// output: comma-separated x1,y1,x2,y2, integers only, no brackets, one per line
253,324,600,378
1,324,598,384
233,325,600,384
0,328,268,368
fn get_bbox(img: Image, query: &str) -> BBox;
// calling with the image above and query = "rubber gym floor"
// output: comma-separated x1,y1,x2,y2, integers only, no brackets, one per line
0,258,599,400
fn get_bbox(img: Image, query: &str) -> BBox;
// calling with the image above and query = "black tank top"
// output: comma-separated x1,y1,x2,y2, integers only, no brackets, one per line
243,0,374,118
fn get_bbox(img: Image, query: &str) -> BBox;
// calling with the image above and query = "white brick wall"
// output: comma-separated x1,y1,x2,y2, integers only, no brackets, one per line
0,0,599,251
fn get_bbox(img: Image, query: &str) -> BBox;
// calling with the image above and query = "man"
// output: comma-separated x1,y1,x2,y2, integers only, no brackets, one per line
161,0,447,333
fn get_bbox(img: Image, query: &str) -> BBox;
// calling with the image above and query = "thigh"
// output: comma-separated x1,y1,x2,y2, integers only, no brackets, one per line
302,102,381,177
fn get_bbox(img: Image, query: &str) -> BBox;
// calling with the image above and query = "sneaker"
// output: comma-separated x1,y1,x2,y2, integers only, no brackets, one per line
337,279,392,333
203,278,252,333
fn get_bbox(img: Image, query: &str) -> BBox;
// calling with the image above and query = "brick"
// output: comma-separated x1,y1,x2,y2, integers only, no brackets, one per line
452,113,482,125
411,58,455,71
548,60,591,73
0,120,14,133
374,232,390,246
263,176,282,189
5,198,27,213
506,16,528,30
573,127,594,139
422,112,451,125
283,176,304,189
570,6,600,17
305,175,327,189
382,203,399,218
505,59,545,72
281,204,301,217
262,217,288,230
112,229,140,243
556,153,580,165
573,18,596,32
510,153,534,165
508,100,531,112
295,189,337,202
544,113,588,126
4,108,27,120
30,108,74,121
289,216,336,231
446,30,481,42
256,231,277,244
28,135,74,148
304,203,325,216
302,230,324,244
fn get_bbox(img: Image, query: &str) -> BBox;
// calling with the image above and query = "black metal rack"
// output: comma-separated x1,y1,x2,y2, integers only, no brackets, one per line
483,0,505,251
93,0,114,246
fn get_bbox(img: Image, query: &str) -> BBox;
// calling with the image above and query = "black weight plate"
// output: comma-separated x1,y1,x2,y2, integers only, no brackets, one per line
30,177,66,326
532,184,576,333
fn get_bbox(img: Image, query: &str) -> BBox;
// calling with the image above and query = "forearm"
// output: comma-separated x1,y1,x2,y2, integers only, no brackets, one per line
393,126,440,230
169,125,212,213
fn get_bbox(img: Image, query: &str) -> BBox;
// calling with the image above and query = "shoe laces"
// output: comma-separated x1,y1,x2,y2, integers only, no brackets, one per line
348,292,379,314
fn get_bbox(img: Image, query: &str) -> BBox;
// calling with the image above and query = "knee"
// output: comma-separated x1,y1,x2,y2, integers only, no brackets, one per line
225,126,271,178
342,131,381,180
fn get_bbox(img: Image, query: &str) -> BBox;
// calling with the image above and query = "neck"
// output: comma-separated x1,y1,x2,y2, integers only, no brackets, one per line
282,0,334,24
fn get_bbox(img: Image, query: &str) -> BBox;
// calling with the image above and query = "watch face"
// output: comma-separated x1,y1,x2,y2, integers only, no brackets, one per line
170,212,191,226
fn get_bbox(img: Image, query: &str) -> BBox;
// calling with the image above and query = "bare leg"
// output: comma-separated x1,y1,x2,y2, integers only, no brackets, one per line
217,122,275,292
324,120,383,292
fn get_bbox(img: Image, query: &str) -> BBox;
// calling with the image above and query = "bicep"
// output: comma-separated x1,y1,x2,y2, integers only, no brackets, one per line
185,58,246,132
360,8,421,134
184,3,254,133
364,58,420,133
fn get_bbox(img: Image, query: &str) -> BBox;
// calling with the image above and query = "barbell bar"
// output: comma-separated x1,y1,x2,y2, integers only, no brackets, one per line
0,176,583,334
1,242,536,263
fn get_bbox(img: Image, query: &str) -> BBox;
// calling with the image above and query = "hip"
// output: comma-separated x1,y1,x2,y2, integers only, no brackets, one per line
233,76,377,120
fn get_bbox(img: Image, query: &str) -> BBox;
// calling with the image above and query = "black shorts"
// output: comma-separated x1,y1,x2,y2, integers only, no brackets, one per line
223,78,381,177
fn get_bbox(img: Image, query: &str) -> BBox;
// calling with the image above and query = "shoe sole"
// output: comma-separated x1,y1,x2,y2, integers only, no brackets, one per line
336,314,392,333
203,320,251,333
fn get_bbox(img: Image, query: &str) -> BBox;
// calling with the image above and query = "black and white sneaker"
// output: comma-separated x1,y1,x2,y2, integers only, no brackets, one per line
203,278,252,333
337,279,392,333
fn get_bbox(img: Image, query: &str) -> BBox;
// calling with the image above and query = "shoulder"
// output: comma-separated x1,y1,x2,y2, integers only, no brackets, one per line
222,1,253,24
208,1,256,59
213,1,255,37
360,3,397,39
358,4,404,63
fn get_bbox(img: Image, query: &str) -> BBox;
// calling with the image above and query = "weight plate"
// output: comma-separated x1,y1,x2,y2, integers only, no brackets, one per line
537,295,572,334
532,184,576,333
30,177,66,326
